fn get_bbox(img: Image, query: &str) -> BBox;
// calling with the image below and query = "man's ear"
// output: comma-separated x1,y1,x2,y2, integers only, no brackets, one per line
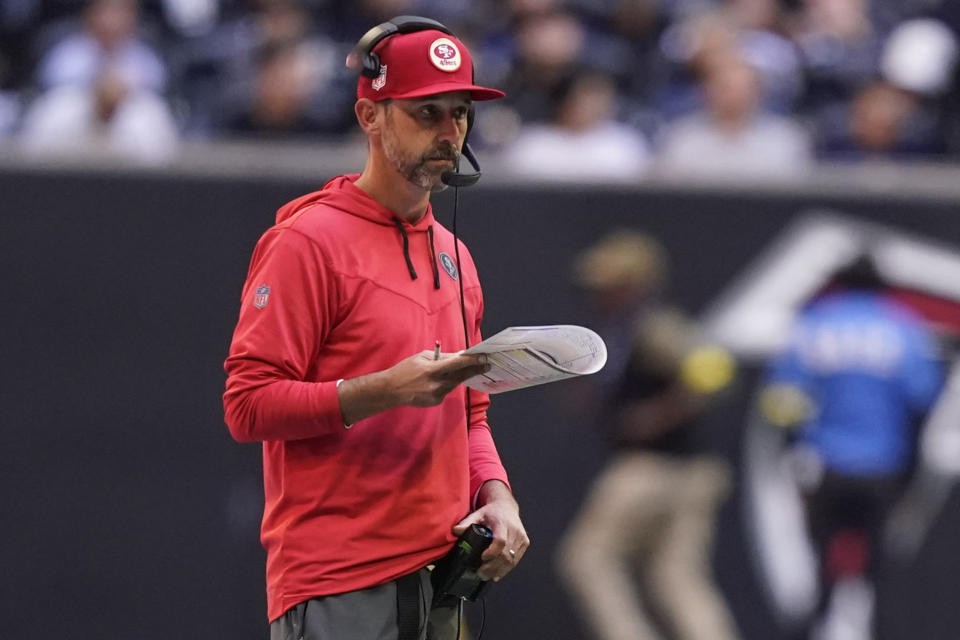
355,98,380,135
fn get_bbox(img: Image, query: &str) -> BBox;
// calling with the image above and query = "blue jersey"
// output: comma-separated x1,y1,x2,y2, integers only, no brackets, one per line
767,292,943,475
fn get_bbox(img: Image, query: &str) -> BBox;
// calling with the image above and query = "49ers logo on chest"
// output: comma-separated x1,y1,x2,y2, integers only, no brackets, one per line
429,38,461,72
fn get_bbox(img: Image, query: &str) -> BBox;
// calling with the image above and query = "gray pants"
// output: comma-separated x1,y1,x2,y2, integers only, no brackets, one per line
557,452,739,640
270,568,461,640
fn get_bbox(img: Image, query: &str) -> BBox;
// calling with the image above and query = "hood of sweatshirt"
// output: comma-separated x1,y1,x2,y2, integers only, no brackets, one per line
275,174,443,288
275,174,434,227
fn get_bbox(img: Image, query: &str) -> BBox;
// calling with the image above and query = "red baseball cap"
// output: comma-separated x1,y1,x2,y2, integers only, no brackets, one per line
355,29,505,102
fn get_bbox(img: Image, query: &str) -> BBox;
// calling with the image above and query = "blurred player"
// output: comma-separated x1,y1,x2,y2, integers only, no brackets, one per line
759,254,945,640
556,230,741,640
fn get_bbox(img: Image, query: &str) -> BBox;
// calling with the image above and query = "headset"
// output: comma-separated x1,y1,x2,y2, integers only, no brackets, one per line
347,15,482,187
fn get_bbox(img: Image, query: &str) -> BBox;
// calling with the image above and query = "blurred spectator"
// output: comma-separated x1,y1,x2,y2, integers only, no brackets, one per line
655,5,801,123
470,0,563,90
816,18,958,161
172,0,352,138
556,230,740,640
565,0,665,95
653,9,742,123
219,38,344,139
498,9,586,125
581,0,663,88
788,0,881,119
561,0,694,140
654,51,812,179
722,0,804,113
17,0,179,162
35,0,167,93
758,254,945,640
500,71,650,181
19,68,180,163
816,79,942,160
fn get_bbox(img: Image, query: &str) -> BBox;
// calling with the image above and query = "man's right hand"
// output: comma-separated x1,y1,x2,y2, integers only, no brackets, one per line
336,350,490,425
393,350,491,406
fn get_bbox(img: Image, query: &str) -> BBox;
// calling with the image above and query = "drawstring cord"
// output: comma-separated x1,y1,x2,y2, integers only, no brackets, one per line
427,226,440,290
393,217,441,290
393,217,418,281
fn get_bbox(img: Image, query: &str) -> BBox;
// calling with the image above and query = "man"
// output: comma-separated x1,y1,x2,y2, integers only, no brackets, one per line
759,255,944,640
556,230,740,640
223,20,529,640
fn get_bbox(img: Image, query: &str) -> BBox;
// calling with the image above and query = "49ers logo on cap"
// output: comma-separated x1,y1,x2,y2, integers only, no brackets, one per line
429,37,461,72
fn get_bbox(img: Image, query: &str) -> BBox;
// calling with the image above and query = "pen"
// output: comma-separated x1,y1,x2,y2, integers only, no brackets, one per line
434,340,441,361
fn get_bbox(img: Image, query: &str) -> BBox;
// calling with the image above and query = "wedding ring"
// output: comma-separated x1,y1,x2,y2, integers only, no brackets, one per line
508,548,516,558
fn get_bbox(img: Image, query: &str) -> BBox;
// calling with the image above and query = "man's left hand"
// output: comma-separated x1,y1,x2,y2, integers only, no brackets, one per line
452,480,529,582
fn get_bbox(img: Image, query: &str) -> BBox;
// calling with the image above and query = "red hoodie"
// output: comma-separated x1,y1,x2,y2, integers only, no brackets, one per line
223,175,509,621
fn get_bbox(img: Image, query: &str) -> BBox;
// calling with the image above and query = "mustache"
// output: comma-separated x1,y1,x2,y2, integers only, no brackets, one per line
423,144,459,162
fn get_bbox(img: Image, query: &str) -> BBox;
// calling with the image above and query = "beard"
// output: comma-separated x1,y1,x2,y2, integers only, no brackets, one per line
381,113,459,192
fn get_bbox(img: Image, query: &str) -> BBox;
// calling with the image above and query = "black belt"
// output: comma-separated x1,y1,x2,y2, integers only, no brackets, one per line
396,571,422,640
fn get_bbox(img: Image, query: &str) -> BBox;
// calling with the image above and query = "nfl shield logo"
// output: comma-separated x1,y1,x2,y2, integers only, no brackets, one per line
253,285,270,309
372,64,387,91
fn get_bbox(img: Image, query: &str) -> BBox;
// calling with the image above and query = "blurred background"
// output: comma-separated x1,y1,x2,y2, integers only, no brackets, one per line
1,0,960,168
4,1,960,639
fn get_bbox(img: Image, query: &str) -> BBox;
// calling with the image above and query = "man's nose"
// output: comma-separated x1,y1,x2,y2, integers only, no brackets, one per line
436,113,463,145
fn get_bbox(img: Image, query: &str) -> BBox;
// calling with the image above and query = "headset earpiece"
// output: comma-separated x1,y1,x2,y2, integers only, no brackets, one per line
348,16,453,78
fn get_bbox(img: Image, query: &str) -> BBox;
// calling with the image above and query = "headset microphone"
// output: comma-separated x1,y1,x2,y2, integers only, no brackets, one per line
441,143,481,188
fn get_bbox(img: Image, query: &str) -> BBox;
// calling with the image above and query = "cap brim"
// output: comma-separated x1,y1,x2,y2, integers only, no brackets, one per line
388,81,505,101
